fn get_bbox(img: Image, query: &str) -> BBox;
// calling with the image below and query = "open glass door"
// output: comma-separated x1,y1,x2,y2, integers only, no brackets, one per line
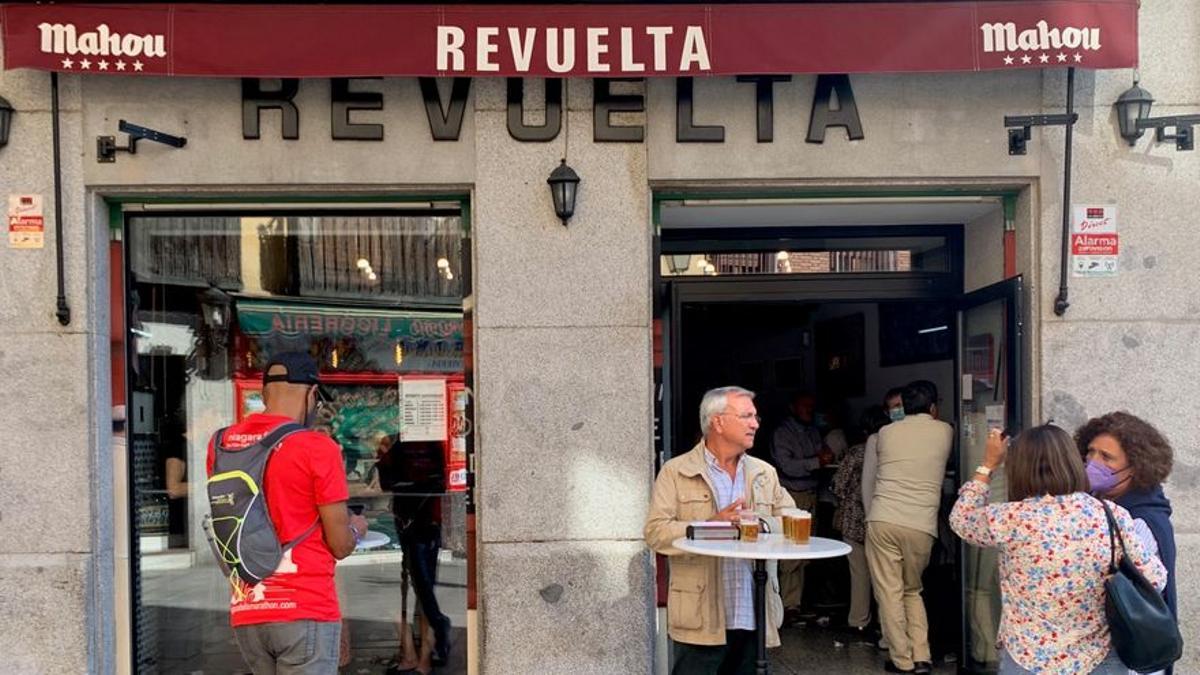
957,276,1023,672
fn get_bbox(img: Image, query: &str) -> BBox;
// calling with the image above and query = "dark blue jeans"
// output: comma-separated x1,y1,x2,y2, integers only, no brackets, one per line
400,525,449,645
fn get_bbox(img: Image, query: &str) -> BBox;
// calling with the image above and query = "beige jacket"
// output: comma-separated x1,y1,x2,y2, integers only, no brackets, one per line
865,413,954,538
644,442,796,647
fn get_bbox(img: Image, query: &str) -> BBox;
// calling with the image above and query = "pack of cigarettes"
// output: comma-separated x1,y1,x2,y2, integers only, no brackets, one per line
686,521,740,540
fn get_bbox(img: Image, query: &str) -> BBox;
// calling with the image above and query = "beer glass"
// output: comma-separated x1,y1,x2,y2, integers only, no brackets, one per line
781,509,797,541
738,509,760,542
793,509,812,544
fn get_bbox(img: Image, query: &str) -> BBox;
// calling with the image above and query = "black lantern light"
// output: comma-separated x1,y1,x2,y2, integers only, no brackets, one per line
200,285,232,331
547,159,581,226
1114,81,1154,146
0,95,13,149
665,254,693,274
195,285,232,380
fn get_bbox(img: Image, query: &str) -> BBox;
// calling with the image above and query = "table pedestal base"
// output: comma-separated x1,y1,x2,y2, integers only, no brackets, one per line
753,560,768,675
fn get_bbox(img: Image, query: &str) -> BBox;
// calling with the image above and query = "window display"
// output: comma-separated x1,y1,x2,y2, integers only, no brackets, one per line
125,210,468,673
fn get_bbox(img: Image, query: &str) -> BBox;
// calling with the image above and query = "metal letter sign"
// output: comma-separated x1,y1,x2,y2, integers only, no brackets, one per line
242,78,300,140
420,78,471,141
593,79,645,143
331,77,384,141
737,75,791,143
807,74,864,144
507,78,562,142
676,77,724,143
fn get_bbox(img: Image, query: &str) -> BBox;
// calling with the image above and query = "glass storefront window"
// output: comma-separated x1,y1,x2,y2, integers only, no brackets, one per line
660,237,951,277
124,210,468,673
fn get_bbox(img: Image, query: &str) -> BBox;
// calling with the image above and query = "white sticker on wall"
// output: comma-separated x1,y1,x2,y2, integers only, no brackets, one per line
1071,204,1118,277
7,194,44,249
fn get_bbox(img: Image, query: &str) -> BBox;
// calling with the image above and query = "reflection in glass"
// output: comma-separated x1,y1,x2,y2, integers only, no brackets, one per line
660,238,950,277
126,212,467,673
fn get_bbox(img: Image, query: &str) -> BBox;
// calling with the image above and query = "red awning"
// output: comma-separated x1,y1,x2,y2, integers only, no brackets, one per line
0,2,1138,78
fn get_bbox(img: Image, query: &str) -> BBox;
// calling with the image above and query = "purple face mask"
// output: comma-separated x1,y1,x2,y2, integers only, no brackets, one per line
1086,459,1127,495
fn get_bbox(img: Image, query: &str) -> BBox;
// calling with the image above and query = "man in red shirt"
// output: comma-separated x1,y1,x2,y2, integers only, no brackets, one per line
208,352,367,675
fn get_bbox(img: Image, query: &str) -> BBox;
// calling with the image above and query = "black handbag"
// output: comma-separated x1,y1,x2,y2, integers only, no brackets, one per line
1097,499,1182,673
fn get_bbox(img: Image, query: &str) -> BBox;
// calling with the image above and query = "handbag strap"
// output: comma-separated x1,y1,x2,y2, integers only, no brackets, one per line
1096,497,1128,574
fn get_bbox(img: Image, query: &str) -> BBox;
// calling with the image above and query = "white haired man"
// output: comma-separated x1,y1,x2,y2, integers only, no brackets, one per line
645,386,796,674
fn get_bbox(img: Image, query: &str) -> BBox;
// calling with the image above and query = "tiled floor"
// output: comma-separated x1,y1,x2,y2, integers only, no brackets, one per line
770,621,961,675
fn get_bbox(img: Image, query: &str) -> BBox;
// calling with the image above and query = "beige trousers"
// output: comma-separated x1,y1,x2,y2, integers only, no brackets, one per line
846,539,872,629
866,521,934,670
779,489,816,610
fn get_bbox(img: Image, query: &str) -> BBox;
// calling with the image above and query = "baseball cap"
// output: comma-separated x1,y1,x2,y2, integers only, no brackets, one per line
263,352,326,399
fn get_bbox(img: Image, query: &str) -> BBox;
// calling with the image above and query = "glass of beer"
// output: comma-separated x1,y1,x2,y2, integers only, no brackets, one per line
738,509,760,542
793,509,812,544
781,509,801,542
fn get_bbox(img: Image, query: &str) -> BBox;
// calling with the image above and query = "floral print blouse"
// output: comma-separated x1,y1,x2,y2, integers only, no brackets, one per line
950,480,1166,675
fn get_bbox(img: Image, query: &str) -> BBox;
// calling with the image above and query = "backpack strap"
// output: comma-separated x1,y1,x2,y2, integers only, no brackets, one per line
260,422,317,551
213,422,304,455
257,422,306,452
212,427,228,452
282,518,322,551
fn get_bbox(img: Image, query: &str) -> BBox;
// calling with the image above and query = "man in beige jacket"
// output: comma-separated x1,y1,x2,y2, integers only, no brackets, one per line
645,386,795,675
864,380,953,674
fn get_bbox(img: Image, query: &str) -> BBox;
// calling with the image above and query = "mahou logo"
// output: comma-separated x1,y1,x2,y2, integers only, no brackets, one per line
980,20,1102,54
38,22,166,59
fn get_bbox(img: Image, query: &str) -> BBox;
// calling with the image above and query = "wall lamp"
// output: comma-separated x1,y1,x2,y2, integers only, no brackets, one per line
1115,81,1200,151
194,285,232,380
547,159,580,226
665,254,692,274
0,96,13,148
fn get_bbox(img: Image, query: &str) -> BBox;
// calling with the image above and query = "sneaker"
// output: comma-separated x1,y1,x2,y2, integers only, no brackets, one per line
913,662,932,674
883,662,914,674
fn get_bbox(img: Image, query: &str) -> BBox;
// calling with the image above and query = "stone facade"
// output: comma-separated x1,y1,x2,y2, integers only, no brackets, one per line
0,2,1198,672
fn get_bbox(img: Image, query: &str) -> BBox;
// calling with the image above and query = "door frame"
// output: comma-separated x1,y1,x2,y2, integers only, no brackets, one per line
651,188,1031,674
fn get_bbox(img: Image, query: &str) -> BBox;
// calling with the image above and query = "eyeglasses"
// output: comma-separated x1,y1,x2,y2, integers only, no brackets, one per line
720,412,762,424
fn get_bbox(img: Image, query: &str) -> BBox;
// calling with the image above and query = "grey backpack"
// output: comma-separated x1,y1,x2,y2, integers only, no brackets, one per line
203,422,319,592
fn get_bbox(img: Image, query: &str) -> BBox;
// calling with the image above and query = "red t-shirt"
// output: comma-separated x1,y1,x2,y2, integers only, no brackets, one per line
206,413,349,626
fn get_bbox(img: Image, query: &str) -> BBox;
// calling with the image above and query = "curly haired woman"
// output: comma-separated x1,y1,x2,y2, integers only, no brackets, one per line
1075,412,1176,622
951,425,1165,674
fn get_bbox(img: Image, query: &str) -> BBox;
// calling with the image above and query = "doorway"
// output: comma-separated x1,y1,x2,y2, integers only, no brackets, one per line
654,195,1025,674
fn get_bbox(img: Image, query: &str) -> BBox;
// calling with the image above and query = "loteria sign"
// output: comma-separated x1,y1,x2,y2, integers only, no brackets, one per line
1,2,1137,78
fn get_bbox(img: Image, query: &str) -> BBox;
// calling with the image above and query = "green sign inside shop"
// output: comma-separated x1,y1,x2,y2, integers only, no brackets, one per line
237,300,464,373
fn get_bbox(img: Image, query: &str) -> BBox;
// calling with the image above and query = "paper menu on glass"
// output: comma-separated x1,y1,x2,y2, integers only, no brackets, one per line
398,378,447,442
985,404,1006,432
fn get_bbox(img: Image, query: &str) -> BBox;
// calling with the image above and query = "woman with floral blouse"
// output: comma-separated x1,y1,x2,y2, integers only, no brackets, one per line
950,425,1166,675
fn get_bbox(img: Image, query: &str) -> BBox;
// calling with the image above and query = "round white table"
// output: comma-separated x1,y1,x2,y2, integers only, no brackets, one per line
673,534,851,675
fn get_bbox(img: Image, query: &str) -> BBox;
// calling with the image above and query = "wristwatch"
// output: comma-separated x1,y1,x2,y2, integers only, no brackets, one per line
974,465,993,477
